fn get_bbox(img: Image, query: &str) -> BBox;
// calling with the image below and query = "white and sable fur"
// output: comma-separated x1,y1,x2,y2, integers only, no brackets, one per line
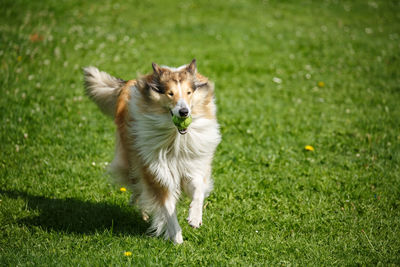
83,60,221,243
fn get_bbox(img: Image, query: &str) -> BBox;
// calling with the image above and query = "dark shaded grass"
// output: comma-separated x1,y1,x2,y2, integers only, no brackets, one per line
0,189,148,236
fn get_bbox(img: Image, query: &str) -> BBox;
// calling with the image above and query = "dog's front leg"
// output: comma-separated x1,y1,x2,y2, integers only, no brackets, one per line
185,175,213,228
142,167,183,244
162,196,183,244
188,191,204,228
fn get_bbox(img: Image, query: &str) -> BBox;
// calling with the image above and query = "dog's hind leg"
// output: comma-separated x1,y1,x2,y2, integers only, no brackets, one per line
108,134,130,184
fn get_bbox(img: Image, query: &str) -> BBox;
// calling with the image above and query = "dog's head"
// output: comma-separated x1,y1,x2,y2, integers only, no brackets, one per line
143,59,213,131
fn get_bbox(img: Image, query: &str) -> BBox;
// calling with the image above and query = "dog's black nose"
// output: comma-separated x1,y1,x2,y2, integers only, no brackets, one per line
179,108,189,117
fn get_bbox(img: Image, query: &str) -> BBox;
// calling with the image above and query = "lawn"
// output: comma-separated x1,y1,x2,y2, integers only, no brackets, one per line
1,0,400,265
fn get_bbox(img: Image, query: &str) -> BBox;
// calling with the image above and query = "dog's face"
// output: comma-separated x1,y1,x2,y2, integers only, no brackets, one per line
147,59,204,119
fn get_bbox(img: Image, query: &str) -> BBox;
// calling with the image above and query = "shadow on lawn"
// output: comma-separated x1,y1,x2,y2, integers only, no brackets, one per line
1,189,148,236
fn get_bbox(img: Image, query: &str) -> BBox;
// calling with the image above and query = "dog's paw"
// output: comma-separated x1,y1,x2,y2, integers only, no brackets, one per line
187,216,202,228
172,231,183,244
141,211,150,222
187,203,203,228
187,211,202,228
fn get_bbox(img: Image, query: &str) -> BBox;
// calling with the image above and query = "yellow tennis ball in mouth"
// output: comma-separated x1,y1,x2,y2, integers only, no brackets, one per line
172,115,192,130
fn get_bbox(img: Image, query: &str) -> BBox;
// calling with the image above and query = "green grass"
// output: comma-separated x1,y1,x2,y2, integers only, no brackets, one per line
1,0,400,265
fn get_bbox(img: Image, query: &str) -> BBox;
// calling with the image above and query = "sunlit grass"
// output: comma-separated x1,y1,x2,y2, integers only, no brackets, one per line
1,0,399,265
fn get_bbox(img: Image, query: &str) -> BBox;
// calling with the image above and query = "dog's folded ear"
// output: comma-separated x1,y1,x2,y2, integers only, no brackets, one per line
194,81,208,89
194,72,212,91
147,81,162,93
187,59,197,75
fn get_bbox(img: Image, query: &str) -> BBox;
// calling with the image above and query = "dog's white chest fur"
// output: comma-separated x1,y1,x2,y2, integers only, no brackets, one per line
129,87,221,191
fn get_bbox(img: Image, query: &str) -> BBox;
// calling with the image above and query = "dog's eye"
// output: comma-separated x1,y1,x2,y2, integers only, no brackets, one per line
187,91,191,95
168,92,174,96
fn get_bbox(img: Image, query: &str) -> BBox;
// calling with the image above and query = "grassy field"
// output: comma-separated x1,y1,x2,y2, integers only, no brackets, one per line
1,0,400,265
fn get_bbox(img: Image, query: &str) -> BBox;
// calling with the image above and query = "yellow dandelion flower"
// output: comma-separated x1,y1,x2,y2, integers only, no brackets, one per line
120,187,127,192
317,81,325,87
17,56,22,62
305,145,315,151
124,251,132,256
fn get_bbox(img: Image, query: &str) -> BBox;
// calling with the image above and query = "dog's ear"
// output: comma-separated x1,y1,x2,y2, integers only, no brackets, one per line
194,81,208,90
186,59,197,75
146,64,163,93
194,73,212,92
147,80,162,93
152,62,162,76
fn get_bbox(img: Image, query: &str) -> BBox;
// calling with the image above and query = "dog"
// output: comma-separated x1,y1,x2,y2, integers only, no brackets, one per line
83,59,221,243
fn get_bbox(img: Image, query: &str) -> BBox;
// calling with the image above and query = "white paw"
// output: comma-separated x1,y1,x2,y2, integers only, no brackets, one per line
187,215,202,228
187,206,203,228
172,231,183,244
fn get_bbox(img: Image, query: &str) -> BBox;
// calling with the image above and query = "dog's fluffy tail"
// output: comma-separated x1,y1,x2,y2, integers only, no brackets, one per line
83,66,126,117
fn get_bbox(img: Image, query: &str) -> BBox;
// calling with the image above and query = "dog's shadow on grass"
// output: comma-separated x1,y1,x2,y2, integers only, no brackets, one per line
1,189,149,236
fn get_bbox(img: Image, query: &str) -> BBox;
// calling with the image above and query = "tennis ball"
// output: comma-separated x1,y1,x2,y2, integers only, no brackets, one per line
172,115,192,130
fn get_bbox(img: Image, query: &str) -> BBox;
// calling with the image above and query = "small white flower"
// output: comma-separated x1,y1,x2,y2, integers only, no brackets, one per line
272,77,282,84
54,47,61,58
365,28,373,34
368,2,378,8
74,43,83,50
106,34,116,42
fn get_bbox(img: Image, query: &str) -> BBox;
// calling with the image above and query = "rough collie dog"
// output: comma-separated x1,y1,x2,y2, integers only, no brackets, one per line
83,59,221,244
